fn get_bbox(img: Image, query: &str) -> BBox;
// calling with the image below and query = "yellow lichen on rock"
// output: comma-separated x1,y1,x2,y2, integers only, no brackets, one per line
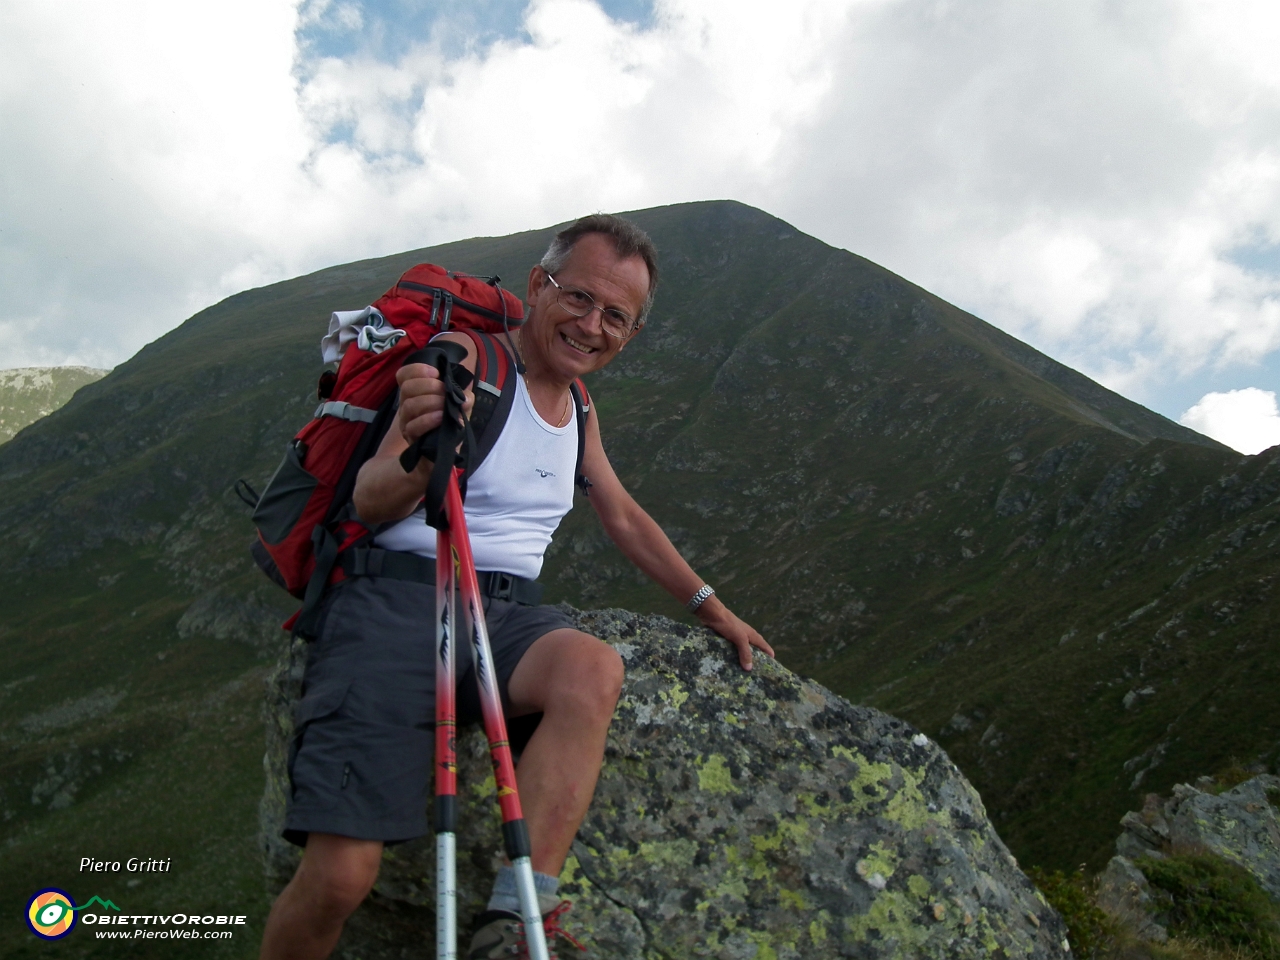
697,753,736,794
261,609,1069,958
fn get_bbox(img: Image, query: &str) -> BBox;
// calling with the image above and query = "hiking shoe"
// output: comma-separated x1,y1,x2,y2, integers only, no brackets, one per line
467,900,585,959
467,910,524,959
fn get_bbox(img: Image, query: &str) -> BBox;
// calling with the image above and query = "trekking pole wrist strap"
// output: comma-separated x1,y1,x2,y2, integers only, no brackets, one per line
396,341,475,528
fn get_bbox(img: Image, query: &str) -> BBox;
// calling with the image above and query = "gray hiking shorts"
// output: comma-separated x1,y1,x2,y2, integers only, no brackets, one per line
283,574,574,847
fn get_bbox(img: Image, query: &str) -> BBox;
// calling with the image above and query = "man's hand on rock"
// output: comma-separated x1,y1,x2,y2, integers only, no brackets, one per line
695,598,773,671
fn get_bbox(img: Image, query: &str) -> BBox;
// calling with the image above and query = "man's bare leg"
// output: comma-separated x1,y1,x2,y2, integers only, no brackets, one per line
505,629,624,875
260,833,383,960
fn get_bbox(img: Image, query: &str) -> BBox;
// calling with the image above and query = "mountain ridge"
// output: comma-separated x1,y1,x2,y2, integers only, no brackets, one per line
0,201,1275,959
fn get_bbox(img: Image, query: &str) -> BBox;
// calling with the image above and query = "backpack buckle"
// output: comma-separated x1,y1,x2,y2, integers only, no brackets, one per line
488,572,515,602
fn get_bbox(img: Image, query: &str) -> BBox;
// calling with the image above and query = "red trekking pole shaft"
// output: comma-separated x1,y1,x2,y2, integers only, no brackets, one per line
442,468,549,960
435,534,458,959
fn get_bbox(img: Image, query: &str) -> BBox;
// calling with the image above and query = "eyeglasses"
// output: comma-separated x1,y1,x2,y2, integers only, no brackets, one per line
544,271,639,339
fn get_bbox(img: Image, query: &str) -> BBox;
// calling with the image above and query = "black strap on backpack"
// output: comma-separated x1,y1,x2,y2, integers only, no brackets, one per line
569,379,592,496
464,329,517,471
398,340,474,529
458,330,592,495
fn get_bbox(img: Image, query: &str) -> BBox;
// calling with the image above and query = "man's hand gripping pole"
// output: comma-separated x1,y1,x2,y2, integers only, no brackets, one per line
399,339,475,528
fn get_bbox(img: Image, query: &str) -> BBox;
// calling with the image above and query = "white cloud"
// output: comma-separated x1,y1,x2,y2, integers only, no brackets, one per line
771,0,1280,399
0,0,308,367
2,0,1280,423
1179,387,1280,455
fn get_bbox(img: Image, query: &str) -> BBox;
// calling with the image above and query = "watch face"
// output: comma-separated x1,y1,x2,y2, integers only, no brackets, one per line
27,889,78,940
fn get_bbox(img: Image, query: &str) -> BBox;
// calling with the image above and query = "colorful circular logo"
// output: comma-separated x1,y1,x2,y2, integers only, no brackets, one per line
26,889,77,940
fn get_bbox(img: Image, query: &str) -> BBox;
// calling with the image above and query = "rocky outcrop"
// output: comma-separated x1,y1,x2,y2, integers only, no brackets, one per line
1166,776,1280,900
1098,775,1280,940
261,608,1068,959
1111,776,1280,899
1097,856,1167,943
177,584,291,655
1113,792,1173,863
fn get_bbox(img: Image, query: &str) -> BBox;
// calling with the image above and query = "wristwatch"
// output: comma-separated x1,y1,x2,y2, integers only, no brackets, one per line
686,584,715,612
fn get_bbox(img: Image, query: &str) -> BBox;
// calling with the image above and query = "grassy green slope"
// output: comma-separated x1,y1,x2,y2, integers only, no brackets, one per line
0,201,1272,955
0,548,270,958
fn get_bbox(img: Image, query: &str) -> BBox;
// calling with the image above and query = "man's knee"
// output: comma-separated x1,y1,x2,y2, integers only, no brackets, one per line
554,637,624,719
594,641,625,700
294,834,382,916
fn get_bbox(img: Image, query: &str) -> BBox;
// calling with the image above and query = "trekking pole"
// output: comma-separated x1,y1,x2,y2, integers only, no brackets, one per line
435,534,459,960
398,340,469,960
442,469,550,960
399,341,549,960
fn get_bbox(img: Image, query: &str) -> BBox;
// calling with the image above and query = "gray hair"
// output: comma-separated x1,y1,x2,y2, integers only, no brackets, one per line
540,213,659,323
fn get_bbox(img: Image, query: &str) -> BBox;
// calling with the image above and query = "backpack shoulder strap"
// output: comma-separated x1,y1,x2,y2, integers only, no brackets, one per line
570,378,592,496
456,329,517,474
447,329,591,493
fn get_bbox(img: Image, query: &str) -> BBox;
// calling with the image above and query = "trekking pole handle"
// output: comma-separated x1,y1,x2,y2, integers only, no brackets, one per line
398,340,472,474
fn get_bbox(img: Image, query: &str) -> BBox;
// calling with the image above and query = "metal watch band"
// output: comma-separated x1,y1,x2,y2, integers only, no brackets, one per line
686,584,715,612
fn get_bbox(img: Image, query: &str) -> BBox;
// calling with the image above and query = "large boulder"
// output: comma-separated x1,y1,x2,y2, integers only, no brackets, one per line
261,608,1068,958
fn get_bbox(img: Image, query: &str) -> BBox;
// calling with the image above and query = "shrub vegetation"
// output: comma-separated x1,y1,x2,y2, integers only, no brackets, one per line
1139,854,1280,959
1029,866,1117,958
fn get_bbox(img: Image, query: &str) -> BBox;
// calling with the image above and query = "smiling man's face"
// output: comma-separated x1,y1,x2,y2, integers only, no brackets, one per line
523,232,650,381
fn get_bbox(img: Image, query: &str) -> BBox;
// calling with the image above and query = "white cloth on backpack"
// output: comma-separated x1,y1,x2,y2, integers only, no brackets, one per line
320,306,405,363
374,375,578,580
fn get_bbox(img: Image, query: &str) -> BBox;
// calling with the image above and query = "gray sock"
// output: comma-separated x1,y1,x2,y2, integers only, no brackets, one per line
486,867,560,915
534,870,560,912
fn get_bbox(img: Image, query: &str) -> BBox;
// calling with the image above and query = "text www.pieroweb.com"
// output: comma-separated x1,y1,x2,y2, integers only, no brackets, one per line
85,914,246,940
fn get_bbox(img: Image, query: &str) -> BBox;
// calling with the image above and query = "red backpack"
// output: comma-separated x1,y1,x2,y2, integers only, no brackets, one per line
243,265,591,636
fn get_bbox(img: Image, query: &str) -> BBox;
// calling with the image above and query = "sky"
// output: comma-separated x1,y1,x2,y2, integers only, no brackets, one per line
2,0,1279,453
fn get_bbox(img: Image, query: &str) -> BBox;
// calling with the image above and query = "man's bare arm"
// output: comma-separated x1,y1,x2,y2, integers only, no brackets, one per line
581,404,774,670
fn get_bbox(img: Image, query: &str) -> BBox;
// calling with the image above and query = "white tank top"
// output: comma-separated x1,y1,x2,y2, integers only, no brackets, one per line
373,376,578,579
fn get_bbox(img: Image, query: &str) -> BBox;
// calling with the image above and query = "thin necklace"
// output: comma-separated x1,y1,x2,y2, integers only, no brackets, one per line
512,328,571,427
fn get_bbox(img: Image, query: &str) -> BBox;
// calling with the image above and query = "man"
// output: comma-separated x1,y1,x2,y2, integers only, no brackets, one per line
260,215,771,959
